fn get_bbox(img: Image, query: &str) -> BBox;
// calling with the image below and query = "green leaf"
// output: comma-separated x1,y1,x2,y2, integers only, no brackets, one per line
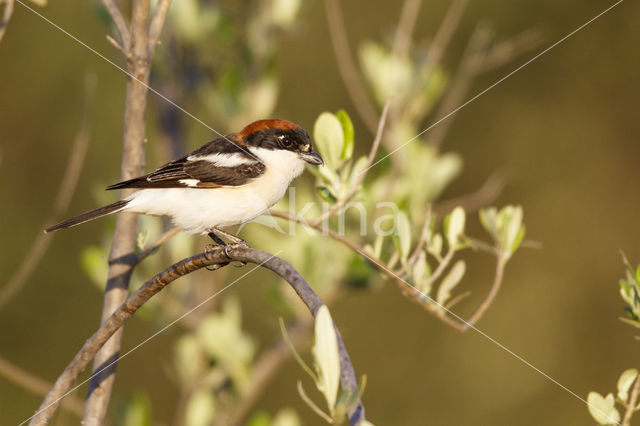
427,233,443,259
313,306,341,415
436,260,466,307
587,392,620,425
617,368,638,403
336,109,354,161
314,112,344,170
412,251,427,285
446,207,466,249
316,186,338,203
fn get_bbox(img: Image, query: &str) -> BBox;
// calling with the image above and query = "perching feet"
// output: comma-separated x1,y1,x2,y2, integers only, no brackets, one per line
205,228,248,270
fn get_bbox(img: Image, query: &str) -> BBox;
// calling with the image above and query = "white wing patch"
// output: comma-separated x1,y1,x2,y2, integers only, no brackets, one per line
178,179,200,187
187,152,259,168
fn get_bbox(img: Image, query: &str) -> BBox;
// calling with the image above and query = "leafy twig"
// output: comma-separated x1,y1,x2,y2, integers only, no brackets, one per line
312,100,391,227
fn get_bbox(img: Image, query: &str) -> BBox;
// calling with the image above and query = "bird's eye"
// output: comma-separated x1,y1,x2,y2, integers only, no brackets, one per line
278,135,293,148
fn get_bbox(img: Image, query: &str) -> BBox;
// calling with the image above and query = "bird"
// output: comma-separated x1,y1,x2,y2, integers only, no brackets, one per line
45,119,323,243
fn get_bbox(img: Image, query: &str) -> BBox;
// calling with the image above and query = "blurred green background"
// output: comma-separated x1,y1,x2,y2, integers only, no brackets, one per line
1,0,639,424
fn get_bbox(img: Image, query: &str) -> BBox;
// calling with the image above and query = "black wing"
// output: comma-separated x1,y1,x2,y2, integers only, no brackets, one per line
106,137,265,190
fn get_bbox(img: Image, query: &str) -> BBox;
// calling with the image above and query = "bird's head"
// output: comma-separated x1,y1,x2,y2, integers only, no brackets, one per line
238,119,324,166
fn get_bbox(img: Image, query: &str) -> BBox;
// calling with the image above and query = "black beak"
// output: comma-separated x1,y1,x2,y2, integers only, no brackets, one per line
300,150,324,166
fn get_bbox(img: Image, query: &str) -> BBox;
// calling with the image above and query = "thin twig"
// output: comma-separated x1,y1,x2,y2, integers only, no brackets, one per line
622,374,640,426
273,211,509,331
460,253,506,331
148,0,172,53
433,171,506,217
428,23,493,149
429,25,542,149
105,34,130,58
0,0,15,43
29,246,365,425
135,227,179,264
0,356,84,417
479,27,544,73
390,0,423,62
312,100,391,227
101,0,131,51
403,204,433,274
0,74,97,311
84,0,154,422
324,0,378,134
425,0,470,70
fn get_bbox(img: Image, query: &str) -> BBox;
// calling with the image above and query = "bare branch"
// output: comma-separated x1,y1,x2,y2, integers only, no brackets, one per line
425,0,470,69
0,0,15,44
84,0,152,422
29,246,365,425
429,25,542,149
0,356,84,418
428,23,493,149
479,27,544,73
324,0,378,134
433,171,506,216
0,74,97,311
105,34,130,58
390,0,423,62
148,0,172,53
101,0,131,51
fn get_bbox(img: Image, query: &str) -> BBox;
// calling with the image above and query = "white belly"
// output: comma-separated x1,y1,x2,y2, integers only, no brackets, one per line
123,153,305,234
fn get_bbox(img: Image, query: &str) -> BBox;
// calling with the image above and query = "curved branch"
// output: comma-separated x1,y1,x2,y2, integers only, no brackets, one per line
28,246,364,425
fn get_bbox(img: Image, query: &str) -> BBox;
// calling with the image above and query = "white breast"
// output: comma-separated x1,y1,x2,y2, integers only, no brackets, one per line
123,148,306,234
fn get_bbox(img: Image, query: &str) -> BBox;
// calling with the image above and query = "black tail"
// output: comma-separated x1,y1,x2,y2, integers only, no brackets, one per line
44,200,130,233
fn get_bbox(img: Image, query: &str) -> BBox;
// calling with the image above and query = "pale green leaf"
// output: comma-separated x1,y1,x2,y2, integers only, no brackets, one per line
336,109,354,160
412,250,427,284
427,233,443,259
185,388,216,426
587,391,621,425
314,112,344,170
313,305,340,414
446,207,465,249
436,260,466,306
272,407,302,426
617,368,638,403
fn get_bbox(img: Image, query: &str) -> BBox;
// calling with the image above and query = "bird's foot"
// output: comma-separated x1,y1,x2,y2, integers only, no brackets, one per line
204,244,229,270
206,229,248,269
207,229,248,246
